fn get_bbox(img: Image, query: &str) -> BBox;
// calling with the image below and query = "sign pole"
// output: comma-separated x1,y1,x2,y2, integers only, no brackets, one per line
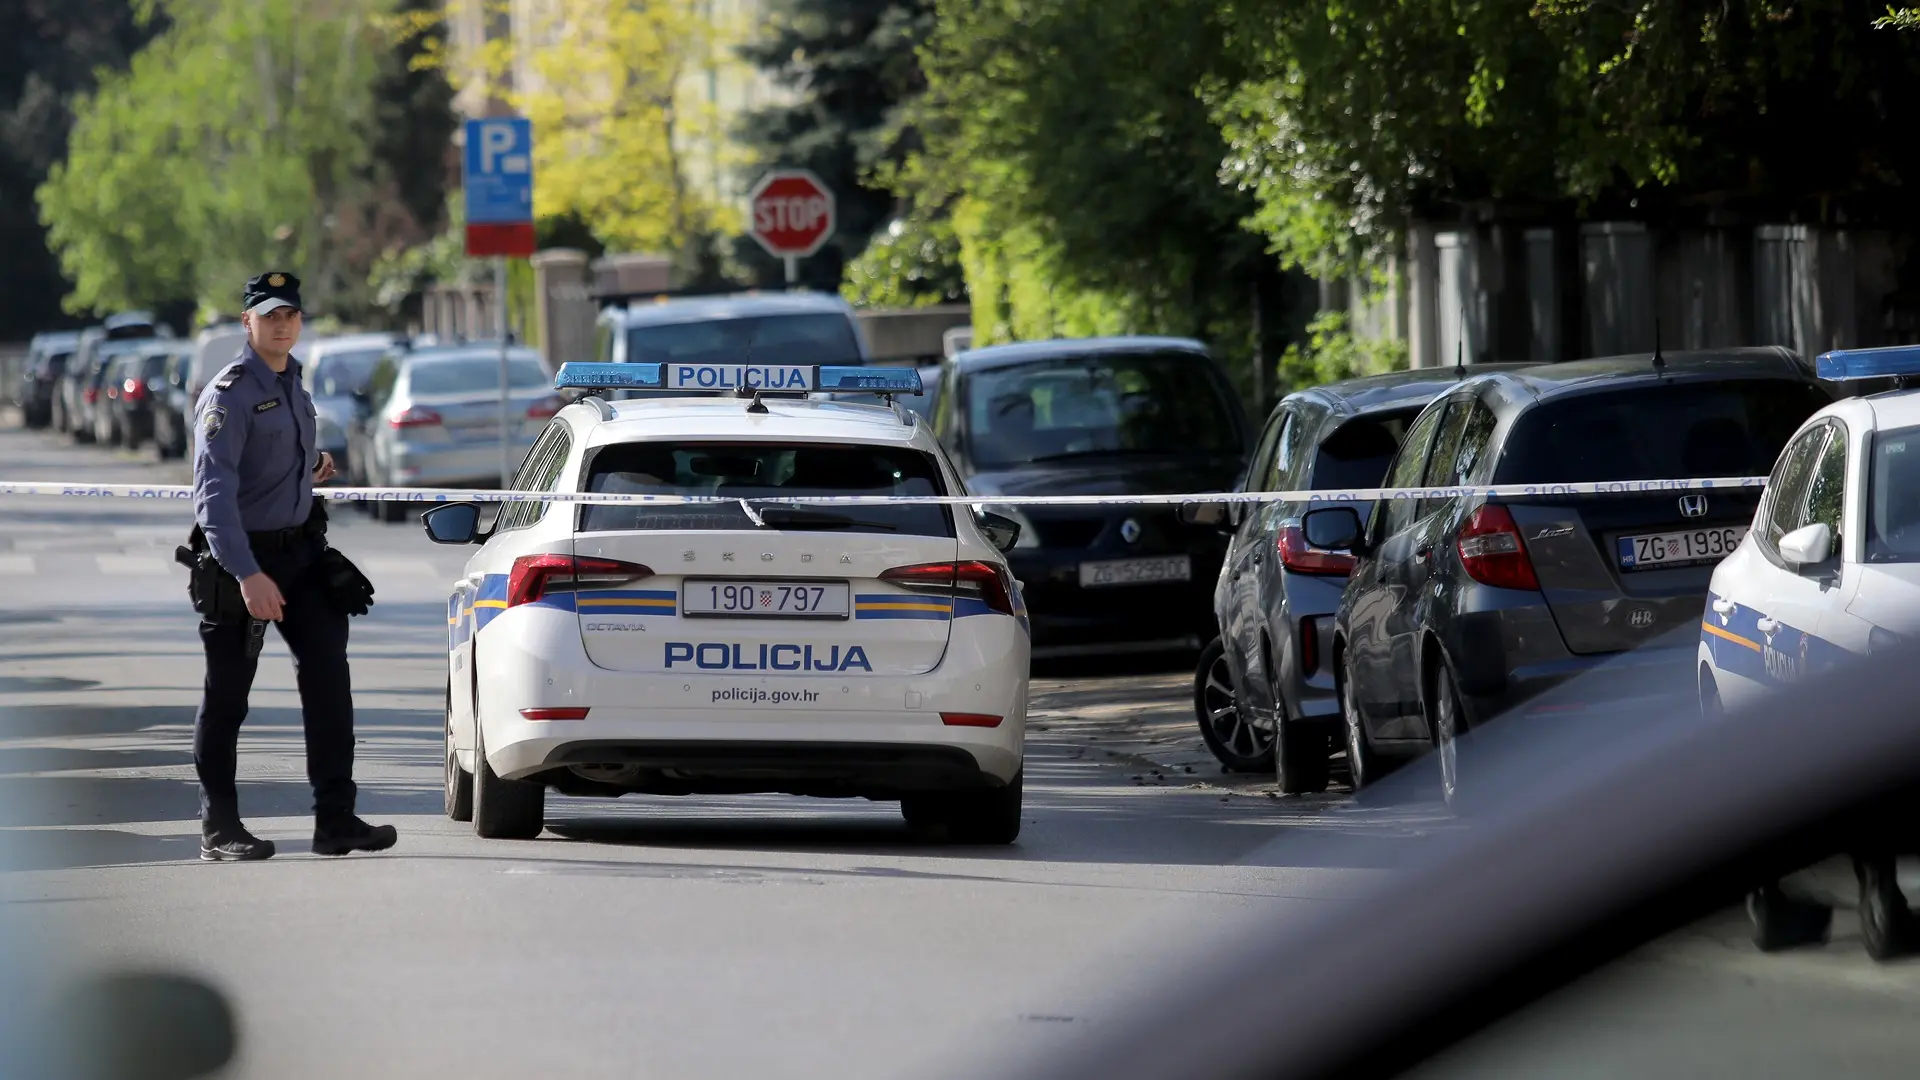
497,256,511,489
784,255,798,289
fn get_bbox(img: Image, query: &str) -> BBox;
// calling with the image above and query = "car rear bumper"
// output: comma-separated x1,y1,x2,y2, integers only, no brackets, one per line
392,441,537,486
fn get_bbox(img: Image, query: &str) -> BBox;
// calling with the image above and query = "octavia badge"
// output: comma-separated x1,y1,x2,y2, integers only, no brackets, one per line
1120,518,1142,545
1679,494,1708,518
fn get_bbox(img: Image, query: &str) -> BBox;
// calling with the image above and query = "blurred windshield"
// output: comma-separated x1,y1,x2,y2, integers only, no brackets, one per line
1496,381,1829,484
626,313,862,366
964,353,1242,468
1867,424,1920,563
310,348,388,397
578,441,953,536
404,355,548,395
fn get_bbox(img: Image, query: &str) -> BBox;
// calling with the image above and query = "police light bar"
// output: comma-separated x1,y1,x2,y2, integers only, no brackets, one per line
553,362,923,395
1814,346,1920,382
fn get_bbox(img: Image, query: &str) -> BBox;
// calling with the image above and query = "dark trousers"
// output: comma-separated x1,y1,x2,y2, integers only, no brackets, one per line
194,540,357,827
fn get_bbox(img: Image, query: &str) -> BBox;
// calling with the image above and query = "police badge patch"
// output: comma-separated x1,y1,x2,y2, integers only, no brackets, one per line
268,273,286,287
204,405,228,438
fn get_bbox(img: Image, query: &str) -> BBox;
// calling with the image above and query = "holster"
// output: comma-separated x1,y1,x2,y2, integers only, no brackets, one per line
176,526,246,625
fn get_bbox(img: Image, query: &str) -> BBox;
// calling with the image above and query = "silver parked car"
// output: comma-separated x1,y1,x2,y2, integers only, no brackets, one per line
303,332,398,484
351,344,561,521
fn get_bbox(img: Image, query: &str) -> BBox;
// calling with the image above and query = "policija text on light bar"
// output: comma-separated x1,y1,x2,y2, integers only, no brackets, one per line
552,362,924,395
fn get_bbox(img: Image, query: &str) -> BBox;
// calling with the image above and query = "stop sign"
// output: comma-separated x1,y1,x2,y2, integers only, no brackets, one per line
747,170,836,259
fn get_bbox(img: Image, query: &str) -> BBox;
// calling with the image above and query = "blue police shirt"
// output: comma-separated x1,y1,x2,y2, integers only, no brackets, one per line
192,344,318,580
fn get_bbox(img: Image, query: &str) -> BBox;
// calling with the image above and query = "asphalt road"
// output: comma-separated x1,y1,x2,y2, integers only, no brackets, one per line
2,416,1916,1079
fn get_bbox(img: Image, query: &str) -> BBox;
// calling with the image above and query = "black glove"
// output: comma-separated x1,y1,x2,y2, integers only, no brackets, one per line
315,547,376,616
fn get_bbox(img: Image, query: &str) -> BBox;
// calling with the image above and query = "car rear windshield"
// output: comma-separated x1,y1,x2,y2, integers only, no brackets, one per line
1310,409,1420,489
406,355,549,395
1867,424,1920,563
578,442,954,537
311,348,388,397
626,313,862,367
963,352,1242,469
1494,380,1830,484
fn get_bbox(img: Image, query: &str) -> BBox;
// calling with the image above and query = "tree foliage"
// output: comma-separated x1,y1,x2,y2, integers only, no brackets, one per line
36,0,451,321
737,0,936,290
1210,0,1920,275
840,213,966,307
906,0,1274,349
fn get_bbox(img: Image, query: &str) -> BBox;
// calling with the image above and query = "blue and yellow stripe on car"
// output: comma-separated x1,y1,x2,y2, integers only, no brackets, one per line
855,594,953,621
571,589,677,616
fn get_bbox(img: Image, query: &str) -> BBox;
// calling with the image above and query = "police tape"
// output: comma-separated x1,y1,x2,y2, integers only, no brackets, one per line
0,475,1770,508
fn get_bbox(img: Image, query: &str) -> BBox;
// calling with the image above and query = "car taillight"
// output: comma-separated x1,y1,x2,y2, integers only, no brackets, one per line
125,379,148,401
1277,524,1356,576
390,406,442,429
507,554,654,608
526,394,565,419
83,388,99,404
879,560,1016,615
520,707,590,720
1300,616,1319,678
1457,505,1540,591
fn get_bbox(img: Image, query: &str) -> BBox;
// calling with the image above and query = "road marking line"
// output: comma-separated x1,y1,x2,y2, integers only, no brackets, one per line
0,556,32,574
95,555,173,575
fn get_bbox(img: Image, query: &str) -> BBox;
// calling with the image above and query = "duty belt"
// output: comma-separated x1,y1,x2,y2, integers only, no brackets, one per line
247,525,311,552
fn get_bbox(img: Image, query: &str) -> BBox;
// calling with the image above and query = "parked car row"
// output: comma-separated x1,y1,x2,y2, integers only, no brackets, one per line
1187,346,1844,806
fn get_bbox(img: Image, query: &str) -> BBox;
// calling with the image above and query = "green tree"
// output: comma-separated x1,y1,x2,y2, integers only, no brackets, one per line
0,1,166,334
905,0,1281,359
38,0,451,321
736,0,938,291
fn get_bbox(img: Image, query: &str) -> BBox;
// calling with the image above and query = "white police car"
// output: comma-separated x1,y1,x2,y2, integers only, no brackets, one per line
423,361,1031,843
1700,346,1920,715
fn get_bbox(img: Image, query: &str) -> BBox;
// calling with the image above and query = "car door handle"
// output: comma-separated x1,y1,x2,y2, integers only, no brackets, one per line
1756,617,1780,634
1711,598,1735,615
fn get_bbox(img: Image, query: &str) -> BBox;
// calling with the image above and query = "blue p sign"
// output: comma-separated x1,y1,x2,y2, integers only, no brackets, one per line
464,117,533,225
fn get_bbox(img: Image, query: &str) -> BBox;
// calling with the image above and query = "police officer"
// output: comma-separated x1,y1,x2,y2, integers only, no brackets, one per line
192,272,395,861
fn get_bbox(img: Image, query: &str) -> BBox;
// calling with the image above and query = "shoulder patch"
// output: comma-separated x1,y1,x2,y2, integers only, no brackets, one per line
254,399,280,413
203,405,229,439
213,364,245,391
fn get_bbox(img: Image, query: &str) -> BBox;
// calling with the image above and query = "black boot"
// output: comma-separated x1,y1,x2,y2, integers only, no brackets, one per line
201,822,275,862
1857,856,1915,962
312,815,397,857
1747,882,1831,951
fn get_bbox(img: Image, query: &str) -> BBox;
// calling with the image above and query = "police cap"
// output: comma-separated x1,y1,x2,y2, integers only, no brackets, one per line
242,272,303,317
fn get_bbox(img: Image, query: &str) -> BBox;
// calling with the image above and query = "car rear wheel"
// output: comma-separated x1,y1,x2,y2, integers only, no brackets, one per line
1340,653,1390,791
902,772,1022,845
444,688,472,822
472,715,543,839
1429,659,1469,809
1193,638,1274,773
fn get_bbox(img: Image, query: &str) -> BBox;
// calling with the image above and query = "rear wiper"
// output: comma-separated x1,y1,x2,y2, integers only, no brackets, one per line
753,505,897,531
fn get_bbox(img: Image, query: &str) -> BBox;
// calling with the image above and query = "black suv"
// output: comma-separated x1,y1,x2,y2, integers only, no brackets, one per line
931,337,1251,658
1184,365,1525,787
1307,348,1831,803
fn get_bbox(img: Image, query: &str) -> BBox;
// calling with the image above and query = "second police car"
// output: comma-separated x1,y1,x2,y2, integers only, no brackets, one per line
422,361,1031,844
1701,346,1920,715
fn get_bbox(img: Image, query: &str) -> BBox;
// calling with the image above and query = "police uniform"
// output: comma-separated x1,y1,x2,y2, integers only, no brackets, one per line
192,272,395,861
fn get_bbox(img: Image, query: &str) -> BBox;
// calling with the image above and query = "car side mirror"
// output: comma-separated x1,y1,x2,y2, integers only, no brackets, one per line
422,502,485,545
976,511,1022,553
1303,505,1366,552
1778,522,1833,570
1178,500,1234,533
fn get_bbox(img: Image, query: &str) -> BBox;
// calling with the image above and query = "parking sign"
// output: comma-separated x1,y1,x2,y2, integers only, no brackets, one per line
464,117,534,257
